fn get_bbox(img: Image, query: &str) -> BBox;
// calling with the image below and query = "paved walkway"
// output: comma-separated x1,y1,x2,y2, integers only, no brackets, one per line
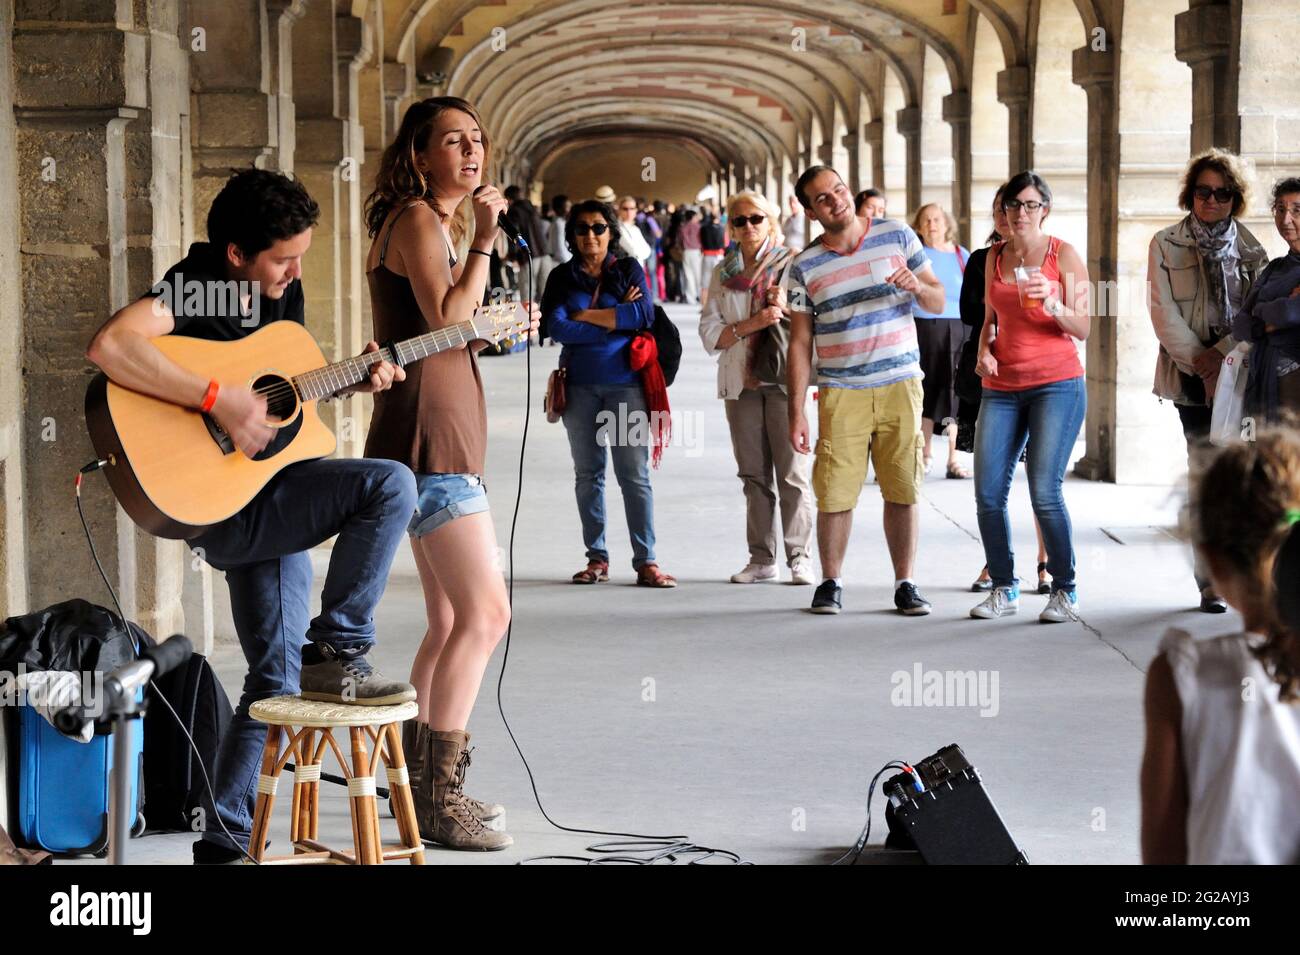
79,303,1230,865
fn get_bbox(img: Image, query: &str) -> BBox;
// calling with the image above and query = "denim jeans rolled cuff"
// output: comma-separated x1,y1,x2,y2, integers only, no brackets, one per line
974,376,1086,593
408,472,490,538
563,381,657,569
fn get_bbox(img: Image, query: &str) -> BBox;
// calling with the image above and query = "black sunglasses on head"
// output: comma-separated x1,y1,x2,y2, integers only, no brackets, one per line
1193,185,1236,203
574,222,609,236
731,214,766,228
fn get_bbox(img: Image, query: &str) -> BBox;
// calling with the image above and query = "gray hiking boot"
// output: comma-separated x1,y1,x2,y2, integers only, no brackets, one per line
299,645,416,706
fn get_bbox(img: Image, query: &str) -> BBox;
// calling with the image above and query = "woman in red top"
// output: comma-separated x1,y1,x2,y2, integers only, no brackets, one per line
971,170,1091,624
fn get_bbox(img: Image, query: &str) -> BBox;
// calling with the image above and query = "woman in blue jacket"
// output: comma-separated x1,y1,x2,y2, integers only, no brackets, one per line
543,199,676,587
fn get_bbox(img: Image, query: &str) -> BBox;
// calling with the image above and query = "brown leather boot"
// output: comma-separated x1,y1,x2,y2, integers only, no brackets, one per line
404,720,504,826
424,729,513,851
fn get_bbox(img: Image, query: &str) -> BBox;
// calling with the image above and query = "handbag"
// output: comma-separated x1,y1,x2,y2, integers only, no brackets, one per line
1209,342,1251,446
544,270,604,423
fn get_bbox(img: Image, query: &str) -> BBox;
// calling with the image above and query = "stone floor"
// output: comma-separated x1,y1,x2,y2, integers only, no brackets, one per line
63,303,1230,866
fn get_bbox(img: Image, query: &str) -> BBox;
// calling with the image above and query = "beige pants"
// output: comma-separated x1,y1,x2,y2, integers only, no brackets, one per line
724,385,815,565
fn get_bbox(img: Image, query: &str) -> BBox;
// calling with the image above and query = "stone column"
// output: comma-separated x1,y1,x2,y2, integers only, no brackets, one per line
336,12,373,457
1070,46,1121,483
863,119,884,191
896,105,922,215
12,8,146,619
383,60,412,139
943,91,973,247
0,0,28,618
293,1,346,441
1175,1,1238,154
842,131,860,194
997,66,1031,173
266,1,309,175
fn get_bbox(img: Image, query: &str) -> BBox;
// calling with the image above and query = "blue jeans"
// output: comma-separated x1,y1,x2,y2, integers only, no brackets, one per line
562,382,656,569
974,377,1086,593
186,457,416,850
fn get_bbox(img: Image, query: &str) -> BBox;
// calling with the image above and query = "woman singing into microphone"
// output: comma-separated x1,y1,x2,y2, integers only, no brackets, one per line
364,97,536,851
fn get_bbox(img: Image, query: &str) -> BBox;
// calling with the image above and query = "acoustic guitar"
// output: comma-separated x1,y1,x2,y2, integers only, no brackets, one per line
85,302,528,539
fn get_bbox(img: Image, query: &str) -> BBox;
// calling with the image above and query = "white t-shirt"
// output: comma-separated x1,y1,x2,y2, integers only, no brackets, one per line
1160,627,1300,864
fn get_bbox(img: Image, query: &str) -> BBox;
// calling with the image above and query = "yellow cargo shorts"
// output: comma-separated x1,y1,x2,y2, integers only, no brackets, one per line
813,377,924,511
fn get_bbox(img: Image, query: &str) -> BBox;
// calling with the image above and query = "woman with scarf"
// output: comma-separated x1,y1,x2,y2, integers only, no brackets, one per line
543,198,676,587
699,191,815,585
1149,149,1270,613
1236,177,1300,426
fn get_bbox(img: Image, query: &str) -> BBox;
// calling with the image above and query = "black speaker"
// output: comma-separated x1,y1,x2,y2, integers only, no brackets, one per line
883,744,1028,865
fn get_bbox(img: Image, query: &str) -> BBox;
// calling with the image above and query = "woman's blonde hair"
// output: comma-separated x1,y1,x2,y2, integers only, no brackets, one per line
910,203,959,248
364,97,491,247
726,190,783,243
1192,427,1300,701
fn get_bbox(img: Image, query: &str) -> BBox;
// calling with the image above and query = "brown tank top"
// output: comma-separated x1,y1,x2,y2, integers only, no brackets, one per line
364,204,487,475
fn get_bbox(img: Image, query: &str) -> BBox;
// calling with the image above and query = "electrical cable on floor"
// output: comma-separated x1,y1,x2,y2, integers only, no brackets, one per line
832,760,910,865
494,248,749,864
76,466,260,865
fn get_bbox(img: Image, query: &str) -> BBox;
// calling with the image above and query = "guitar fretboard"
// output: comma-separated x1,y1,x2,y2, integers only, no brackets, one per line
293,320,476,401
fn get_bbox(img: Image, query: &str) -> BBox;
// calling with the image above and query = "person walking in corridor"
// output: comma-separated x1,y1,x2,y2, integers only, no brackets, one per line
970,170,1090,624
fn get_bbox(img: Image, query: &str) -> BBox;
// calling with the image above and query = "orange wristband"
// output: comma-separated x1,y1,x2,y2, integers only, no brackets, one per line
199,379,220,413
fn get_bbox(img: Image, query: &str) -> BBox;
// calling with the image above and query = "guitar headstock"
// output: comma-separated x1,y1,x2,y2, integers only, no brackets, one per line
470,300,530,347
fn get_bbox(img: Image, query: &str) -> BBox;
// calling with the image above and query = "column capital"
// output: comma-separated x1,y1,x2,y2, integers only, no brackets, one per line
1072,46,1115,92
895,105,921,139
942,90,971,125
266,0,309,25
996,66,1030,107
863,118,883,148
336,12,373,70
816,142,834,165
1174,6,1232,67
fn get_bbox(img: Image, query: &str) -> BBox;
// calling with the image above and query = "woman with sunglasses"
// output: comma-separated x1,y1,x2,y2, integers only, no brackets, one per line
1149,149,1270,613
971,170,1090,624
699,191,815,585
543,198,675,587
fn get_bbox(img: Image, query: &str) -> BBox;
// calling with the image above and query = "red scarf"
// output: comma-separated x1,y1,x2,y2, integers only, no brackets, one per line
628,332,671,468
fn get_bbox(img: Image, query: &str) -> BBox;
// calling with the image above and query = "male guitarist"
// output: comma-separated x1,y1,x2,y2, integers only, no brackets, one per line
87,169,418,864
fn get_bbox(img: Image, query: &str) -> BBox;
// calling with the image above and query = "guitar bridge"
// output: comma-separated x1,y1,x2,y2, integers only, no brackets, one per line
203,413,236,455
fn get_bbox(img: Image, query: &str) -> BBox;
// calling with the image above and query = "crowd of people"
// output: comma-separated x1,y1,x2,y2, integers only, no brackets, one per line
86,88,1299,865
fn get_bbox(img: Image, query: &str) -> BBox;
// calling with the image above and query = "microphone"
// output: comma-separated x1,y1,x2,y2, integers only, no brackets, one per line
52,635,194,736
473,185,529,253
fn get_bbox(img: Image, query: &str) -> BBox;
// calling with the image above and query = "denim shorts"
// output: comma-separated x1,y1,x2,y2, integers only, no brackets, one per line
408,472,489,538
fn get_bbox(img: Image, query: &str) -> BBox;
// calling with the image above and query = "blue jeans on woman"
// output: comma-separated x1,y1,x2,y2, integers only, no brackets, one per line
974,376,1086,593
186,457,416,851
562,382,656,569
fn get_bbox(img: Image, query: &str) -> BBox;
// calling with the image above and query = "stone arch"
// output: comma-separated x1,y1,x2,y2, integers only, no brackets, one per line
881,65,908,216
919,43,954,218
1031,0,1090,255
970,9,1011,244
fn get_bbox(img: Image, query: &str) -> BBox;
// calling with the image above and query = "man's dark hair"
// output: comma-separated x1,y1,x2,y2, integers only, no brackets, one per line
683,209,697,221
565,199,622,255
504,185,522,202
551,194,570,216
794,164,841,209
1002,169,1053,209
207,169,319,258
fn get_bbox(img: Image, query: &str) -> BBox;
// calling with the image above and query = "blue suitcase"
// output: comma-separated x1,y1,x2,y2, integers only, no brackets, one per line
17,691,145,856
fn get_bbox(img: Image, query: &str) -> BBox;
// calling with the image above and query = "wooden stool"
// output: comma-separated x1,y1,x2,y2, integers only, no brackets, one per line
246,695,424,865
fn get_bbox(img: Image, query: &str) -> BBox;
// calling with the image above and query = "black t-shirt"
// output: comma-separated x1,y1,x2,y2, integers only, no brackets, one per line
143,241,305,341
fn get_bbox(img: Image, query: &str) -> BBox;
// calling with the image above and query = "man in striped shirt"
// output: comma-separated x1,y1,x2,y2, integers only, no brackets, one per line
780,166,946,616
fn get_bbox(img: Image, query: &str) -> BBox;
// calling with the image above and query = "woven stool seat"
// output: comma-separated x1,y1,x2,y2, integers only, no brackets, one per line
250,694,417,728
243,694,424,865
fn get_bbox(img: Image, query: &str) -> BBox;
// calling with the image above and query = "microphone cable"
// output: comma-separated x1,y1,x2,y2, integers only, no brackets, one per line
493,234,749,864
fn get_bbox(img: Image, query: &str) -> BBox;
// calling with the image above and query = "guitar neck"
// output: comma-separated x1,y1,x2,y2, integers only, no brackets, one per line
293,319,476,401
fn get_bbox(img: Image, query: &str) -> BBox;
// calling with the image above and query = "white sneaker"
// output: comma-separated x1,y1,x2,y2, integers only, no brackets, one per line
970,586,1020,619
1039,590,1079,623
730,562,779,584
789,556,815,585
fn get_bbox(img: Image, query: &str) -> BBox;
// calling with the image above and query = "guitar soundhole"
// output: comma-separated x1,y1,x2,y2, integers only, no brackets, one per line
253,373,300,423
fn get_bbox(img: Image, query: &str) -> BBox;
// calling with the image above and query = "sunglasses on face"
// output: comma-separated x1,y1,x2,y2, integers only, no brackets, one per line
1194,185,1236,203
731,214,766,228
1003,199,1045,212
574,222,609,236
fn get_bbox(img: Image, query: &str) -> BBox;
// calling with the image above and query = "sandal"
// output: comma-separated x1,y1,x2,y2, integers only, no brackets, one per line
636,563,677,588
1036,561,1051,595
571,561,609,585
970,566,993,593
946,463,971,480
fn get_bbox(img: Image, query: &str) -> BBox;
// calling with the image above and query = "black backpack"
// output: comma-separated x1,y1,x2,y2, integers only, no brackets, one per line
651,305,682,387
142,653,233,832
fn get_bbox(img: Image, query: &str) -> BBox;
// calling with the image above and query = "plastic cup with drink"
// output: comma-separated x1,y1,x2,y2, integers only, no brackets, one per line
1014,265,1043,308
